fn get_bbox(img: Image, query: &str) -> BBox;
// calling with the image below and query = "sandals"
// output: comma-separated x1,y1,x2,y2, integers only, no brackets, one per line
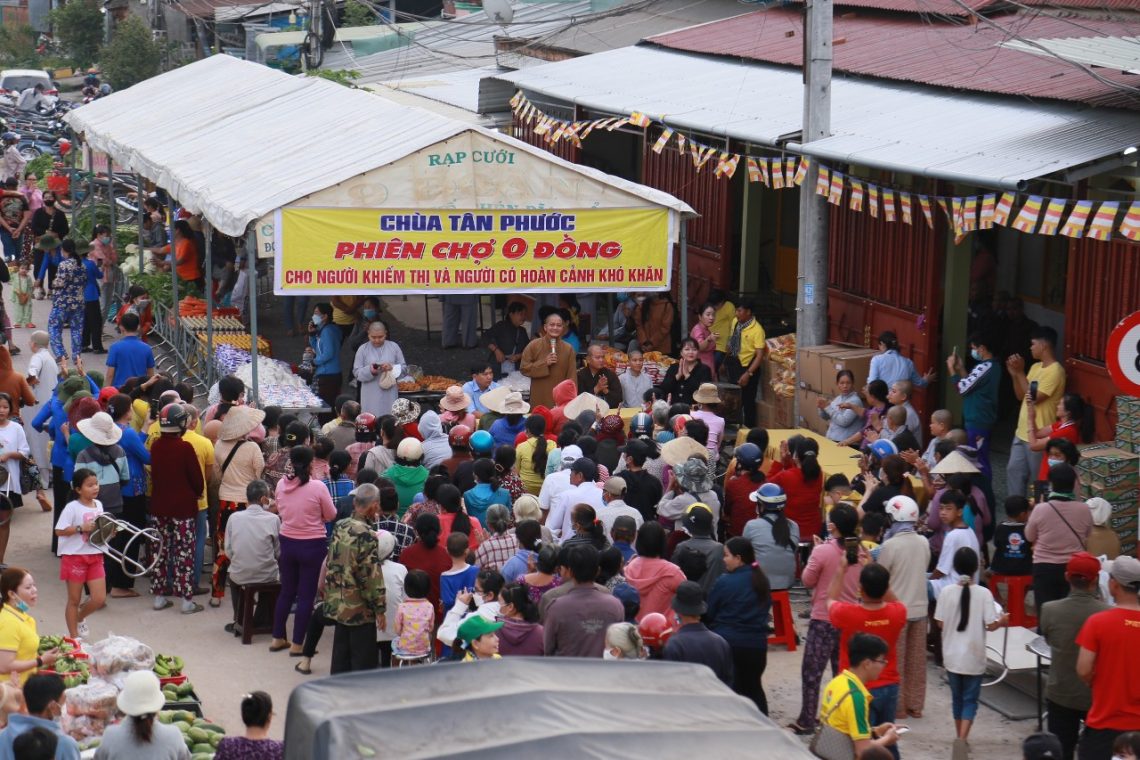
294,661,312,675
787,722,813,736
110,589,140,598
208,597,222,608
36,493,51,512
269,641,291,652
288,649,305,657
181,603,204,615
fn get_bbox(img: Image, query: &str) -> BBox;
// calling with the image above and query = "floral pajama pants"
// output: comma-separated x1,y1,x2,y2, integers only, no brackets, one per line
210,500,246,599
796,619,841,729
151,515,195,601
48,305,84,359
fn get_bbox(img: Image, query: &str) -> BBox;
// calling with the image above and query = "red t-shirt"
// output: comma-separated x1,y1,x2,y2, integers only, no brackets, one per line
1036,421,1080,481
724,473,761,539
1076,606,1140,730
398,541,452,614
768,464,824,538
829,600,908,689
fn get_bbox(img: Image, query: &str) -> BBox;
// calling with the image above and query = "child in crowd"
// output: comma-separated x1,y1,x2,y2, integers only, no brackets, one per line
346,413,377,481
991,496,1032,577
823,474,852,522
321,451,353,537
859,513,888,561
929,491,981,598
393,570,435,660
439,532,479,614
934,546,1008,757
923,409,953,467
888,380,922,446
54,468,107,638
610,516,638,564
9,262,32,328
310,436,333,482
620,350,654,409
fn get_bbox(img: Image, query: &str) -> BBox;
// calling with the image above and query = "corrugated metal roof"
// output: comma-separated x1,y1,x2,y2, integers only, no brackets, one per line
1001,34,1140,73
646,8,1140,110
492,45,1140,188
1017,0,1140,8
791,0,997,15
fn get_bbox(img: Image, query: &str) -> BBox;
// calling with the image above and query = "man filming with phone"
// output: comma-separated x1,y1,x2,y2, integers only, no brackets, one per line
1004,326,1065,499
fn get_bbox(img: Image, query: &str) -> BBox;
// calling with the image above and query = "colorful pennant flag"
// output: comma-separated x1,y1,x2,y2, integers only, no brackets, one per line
868,185,880,218
961,197,978,232
938,199,951,226
605,117,630,131
1059,200,1094,238
882,189,896,222
759,158,770,186
950,198,965,235
714,153,740,179
813,167,829,197
509,91,522,109
849,180,865,213
918,195,933,228
1038,199,1067,236
899,192,913,225
628,112,651,128
772,161,786,190
979,194,996,229
1087,201,1120,241
992,192,1016,227
793,158,810,186
784,158,798,187
1011,196,1044,234
675,133,686,153
746,157,763,183
1120,202,1140,242
828,171,844,206
652,128,674,154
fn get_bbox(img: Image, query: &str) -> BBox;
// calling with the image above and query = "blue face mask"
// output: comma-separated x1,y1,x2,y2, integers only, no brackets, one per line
312,315,324,327
362,309,378,320
970,349,983,361
14,599,28,613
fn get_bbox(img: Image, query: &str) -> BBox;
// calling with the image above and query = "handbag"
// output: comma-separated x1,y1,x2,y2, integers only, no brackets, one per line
18,456,39,495
809,690,856,760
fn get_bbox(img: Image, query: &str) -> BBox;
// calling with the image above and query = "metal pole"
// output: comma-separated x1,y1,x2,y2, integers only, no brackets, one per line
136,175,144,273
794,0,833,426
106,157,115,240
68,138,77,232
204,221,214,388
679,219,688,336
170,219,179,376
247,234,259,406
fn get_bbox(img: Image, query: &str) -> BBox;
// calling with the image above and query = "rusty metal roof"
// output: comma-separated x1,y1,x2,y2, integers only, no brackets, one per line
646,8,1140,109
801,0,998,15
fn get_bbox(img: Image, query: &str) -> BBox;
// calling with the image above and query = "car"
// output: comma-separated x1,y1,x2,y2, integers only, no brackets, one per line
0,69,58,108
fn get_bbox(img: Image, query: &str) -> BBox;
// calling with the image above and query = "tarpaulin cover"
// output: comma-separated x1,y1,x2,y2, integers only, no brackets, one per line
284,658,816,759
63,54,694,237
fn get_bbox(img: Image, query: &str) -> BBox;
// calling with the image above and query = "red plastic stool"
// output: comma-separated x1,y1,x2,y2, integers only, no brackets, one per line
988,574,1036,628
768,589,798,651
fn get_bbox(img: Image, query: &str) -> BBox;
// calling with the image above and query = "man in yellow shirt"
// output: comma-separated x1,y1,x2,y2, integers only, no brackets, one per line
181,404,215,596
709,289,735,369
1005,326,1065,498
726,299,766,427
330,296,364,345
819,632,899,756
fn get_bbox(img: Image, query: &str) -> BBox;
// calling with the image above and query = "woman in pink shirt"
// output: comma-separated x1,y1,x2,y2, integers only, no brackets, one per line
270,446,336,655
690,303,719,378
789,503,863,734
623,522,685,621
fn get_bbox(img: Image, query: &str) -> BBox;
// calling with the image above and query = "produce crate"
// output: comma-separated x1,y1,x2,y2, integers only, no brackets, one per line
159,673,187,688
163,691,203,718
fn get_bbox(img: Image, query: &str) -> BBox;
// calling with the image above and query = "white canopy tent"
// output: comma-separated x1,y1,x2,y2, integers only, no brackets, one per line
63,54,695,402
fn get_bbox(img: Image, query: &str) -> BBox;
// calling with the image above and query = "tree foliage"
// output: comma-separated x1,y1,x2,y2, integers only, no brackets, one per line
305,68,360,88
0,25,40,68
51,0,104,69
101,15,162,90
342,0,375,27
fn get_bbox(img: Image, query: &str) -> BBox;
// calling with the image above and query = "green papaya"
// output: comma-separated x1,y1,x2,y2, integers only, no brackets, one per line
172,721,192,733
191,743,214,754
191,754,214,760
157,711,174,724
187,727,209,743
177,681,195,697
209,733,223,748
198,723,225,732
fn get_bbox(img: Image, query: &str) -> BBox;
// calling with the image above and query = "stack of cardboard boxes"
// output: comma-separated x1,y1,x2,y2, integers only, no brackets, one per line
793,345,879,436
1115,396,1140,455
1077,443,1139,558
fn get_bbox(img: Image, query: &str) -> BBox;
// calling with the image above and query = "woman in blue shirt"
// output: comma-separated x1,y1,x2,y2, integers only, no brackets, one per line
78,247,104,353
307,302,342,424
462,459,511,528
706,537,772,716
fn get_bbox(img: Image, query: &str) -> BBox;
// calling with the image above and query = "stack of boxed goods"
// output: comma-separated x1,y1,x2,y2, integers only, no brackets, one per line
1116,396,1140,454
1077,443,1139,558
762,334,796,428
795,345,879,436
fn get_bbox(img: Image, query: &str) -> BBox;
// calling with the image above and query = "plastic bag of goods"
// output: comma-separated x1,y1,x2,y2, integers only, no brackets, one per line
85,635,155,676
63,677,119,722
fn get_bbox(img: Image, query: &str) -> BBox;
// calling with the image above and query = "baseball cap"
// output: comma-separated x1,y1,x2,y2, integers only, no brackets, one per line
603,477,627,496
1107,555,1140,588
559,445,582,469
1065,551,1101,580
456,615,504,643
1022,733,1063,760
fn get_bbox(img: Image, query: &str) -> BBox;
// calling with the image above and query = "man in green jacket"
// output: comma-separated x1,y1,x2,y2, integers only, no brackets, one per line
325,483,386,674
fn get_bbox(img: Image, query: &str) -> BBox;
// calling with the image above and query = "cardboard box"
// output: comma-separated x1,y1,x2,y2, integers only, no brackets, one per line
1115,438,1140,455
1118,395,1140,420
1077,447,1140,479
796,345,835,394
1085,482,1140,504
797,388,830,436
1110,513,1138,532
821,347,878,390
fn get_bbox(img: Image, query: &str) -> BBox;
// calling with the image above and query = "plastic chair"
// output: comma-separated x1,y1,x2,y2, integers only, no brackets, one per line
232,581,281,645
392,651,432,668
988,574,1036,628
768,589,798,651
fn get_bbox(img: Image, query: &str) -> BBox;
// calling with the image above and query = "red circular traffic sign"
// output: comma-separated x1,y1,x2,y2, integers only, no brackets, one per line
1107,310,1140,396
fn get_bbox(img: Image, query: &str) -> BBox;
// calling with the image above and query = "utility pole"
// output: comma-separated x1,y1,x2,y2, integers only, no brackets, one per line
794,0,832,423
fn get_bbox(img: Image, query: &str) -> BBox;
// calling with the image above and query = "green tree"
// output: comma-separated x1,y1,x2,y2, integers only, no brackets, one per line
51,0,104,69
306,68,360,88
342,0,375,27
0,25,39,67
101,15,162,90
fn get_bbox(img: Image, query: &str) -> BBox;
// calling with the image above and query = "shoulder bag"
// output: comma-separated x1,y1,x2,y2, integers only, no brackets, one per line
1045,500,1087,549
809,689,857,760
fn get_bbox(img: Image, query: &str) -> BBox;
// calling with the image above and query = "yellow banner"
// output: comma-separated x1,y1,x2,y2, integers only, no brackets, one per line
275,207,672,295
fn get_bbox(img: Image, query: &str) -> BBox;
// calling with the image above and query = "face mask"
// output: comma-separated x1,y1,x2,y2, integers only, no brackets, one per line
44,200,54,206
14,599,28,613
602,648,618,660
970,349,982,361
362,309,378,320
312,315,324,327
1047,458,1064,469
99,236,110,244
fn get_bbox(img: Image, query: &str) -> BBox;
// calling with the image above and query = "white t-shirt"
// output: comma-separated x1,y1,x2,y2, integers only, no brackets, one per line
377,558,407,643
26,349,58,405
930,526,980,597
55,499,104,557
934,583,999,675
0,421,29,494
597,499,644,536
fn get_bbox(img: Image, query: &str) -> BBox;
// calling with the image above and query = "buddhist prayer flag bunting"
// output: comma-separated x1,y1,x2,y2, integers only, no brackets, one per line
979,194,996,229
938,199,951,226
652,128,673,154
1087,201,1119,241
814,167,830,197
992,192,1016,226
849,180,865,212
746,157,763,183
628,112,651,128
1121,202,1140,242
828,171,844,206
961,197,978,232
784,158,798,187
605,117,629,131
509,92,522,109
1038,199,1067,236
918,195,934,228
715,153,740,179
676,133,686,153
899,192,913,225
771,160,785,189
882,189,896,222
1059,200,1094,238
868,185,880,218
950,198,964,235
1011,196,1044,234
759,157,770,185
794,158,809,186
